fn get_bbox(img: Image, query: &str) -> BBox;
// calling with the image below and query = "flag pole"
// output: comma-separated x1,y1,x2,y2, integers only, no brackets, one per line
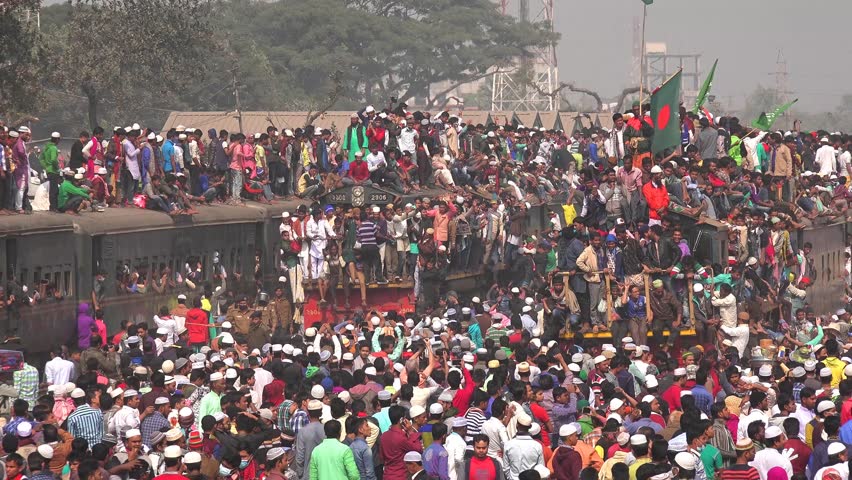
639,3,647,116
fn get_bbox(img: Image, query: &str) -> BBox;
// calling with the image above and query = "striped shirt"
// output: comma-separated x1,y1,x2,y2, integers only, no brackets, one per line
357,221,377,246
464,407,487,446
67,404,104,447
485,326,508,344
719,464,761,480
290,410,309,434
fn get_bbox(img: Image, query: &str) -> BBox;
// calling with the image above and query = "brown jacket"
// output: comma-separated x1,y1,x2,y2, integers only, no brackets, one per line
770,143,793,178
48,428,74,474
270,297,292,330
576,245,603,283
246,322,271,351
226,307,251,335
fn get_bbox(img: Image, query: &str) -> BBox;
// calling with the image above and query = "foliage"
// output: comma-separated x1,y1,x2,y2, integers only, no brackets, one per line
47,0,215,129
0,0,45,123
33,0,554,131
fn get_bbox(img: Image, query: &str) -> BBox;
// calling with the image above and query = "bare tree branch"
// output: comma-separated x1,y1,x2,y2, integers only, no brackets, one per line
424,70,498,109
527,81,603,111
614,86,651,114
305,70,345,127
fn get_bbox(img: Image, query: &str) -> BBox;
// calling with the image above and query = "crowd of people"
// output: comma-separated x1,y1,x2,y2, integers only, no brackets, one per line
3,97,852,480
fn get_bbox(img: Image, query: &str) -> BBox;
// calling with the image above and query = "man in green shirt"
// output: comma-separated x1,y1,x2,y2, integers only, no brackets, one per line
40,132,61,211
342,114,368,164
309,420,360,480
59,173,92,214
198,371,226,424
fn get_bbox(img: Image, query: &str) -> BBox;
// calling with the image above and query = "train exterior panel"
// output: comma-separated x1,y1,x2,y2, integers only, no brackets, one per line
799,222,847,315
0,201,848,353
0,215,82,353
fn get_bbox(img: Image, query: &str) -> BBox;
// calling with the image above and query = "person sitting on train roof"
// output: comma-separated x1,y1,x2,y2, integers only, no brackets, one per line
142,175,177,216
58,172,92,215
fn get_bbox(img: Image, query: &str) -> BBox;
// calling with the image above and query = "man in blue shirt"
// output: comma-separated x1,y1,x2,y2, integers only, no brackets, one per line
422,422,450,480
691,369,715,416
162,130,176,173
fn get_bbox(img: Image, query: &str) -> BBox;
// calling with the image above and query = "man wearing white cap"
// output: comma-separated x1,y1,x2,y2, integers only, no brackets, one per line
197,372,226,429
503,414,544,480
58,169,92,213
404,451,426,480
41,131,62,211
750,425,793,480
446,417,467,480
66,388,104,448
293,400,328,480
815,135,838,177
814,442,849,480
343,113,368,166
551,424,581,479
110,389,142,437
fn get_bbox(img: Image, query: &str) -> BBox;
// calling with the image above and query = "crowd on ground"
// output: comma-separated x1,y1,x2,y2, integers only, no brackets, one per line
3,99,852,480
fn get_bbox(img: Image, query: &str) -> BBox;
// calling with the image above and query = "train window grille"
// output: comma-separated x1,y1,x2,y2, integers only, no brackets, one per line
64,269,72,297
201,254,209,281
237,248,243,278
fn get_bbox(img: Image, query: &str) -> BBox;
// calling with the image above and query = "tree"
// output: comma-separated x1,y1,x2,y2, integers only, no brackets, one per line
348,0,556,106
0,0,45,123
50,0,215,129
213,0,555,109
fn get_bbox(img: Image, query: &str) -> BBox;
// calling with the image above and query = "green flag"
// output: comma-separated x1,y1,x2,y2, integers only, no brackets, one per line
691,59,717,114
750,99,798,130
641,0,653,4
650,70,682,154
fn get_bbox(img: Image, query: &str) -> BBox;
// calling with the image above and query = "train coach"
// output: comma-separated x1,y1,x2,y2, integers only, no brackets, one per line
0,199,846,355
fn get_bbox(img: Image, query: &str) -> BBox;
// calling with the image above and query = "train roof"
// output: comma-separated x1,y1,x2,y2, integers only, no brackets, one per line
0,212,77,236
0,186,462,236
0,201,292,236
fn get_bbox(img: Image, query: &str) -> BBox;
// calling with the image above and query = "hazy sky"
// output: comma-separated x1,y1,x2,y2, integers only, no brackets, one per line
551,0,852,113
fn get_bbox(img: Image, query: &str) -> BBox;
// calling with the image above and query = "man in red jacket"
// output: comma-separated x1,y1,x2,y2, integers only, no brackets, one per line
186,297,212,351
642,165,669,226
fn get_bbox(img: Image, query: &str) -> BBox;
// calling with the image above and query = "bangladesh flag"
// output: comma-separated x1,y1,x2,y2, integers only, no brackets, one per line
650,70,682,154
751,99,798,131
